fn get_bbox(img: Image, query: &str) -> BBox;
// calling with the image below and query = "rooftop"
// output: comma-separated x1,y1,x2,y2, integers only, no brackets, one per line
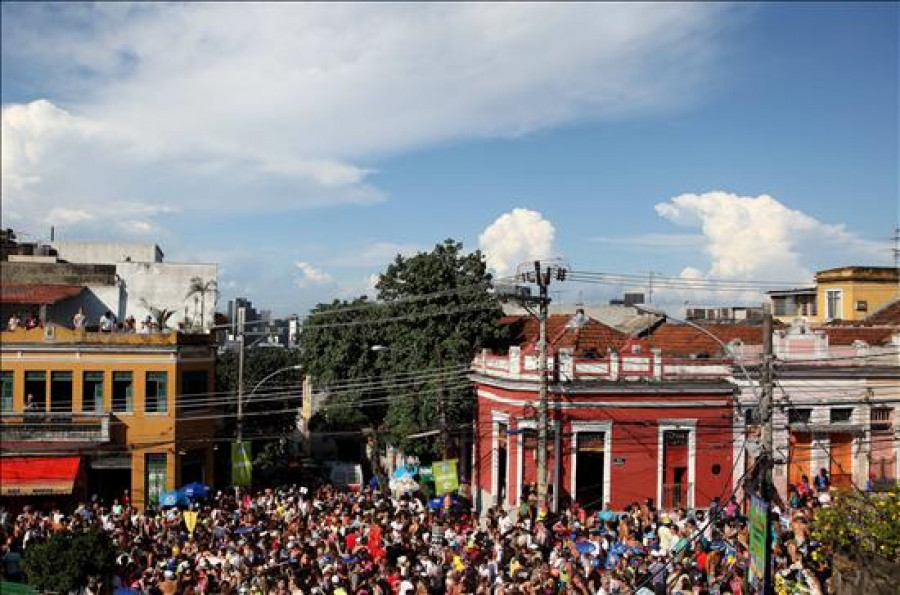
498,313,630,356
0,326,212,347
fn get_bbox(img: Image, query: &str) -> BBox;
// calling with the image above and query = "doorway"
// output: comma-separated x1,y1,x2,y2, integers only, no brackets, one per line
575,432,605,510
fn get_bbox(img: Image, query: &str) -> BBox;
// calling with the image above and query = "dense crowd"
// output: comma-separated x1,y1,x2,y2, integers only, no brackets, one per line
0,472,837,595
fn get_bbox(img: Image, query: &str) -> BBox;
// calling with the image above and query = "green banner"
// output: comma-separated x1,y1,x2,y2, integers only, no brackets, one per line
419,466,434,481
232,442,252,487
748,494,770,592
433,459,459,495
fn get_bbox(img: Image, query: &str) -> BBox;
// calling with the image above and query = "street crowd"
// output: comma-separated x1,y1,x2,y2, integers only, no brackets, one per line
0,473,836,595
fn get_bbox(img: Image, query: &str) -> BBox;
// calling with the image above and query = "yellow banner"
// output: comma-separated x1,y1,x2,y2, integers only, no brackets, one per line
183,510,198,536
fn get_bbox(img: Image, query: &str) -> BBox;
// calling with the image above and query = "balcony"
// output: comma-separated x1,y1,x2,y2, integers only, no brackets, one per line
0,412,111,444
660,482,693,509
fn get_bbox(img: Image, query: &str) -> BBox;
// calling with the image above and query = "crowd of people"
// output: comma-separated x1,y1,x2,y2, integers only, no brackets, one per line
0,469,840,595
6,308,180,334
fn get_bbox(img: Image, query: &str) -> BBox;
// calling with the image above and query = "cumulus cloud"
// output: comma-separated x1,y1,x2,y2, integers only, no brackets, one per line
1,3,732,237
651,190,889,304
479,209,557,278
294,262,334,287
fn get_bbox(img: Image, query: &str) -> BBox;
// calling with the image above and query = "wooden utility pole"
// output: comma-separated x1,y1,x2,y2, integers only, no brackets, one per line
536,262,551,512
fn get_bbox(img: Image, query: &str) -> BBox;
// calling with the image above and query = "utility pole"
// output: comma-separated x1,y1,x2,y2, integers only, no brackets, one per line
437,344,448,459
236,306,246,444
759,303,776,592
530,261,553,513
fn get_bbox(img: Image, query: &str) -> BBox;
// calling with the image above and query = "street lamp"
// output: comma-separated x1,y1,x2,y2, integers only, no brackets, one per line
633,304,760,401
237,364,302,443
247,365,303,402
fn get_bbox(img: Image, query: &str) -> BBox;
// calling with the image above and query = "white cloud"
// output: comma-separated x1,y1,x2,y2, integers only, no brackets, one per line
2,3,733,237
294,261,334,287
651,190,889,305
590,233,706,249
479,208,557,278
328,242,422,267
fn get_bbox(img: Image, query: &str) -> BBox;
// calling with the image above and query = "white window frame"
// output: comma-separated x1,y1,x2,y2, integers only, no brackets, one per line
825,289,843,321
569,421,613,510
657,420,697,509
515,419,536,506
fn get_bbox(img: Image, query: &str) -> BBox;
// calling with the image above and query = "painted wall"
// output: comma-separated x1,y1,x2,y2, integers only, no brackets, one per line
817,280,898,321
117,261,218,329
52,241,163,264
474,383,734,511
0,327,216,509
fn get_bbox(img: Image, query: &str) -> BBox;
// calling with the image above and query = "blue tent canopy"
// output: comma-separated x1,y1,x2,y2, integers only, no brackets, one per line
181,482,211,499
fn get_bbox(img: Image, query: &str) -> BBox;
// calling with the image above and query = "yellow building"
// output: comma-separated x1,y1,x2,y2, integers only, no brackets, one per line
769,266,899,324
0,327,217,510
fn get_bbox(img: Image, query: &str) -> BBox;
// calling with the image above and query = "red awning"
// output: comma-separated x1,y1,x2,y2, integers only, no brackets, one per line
0,457,81,496
0,283,85,306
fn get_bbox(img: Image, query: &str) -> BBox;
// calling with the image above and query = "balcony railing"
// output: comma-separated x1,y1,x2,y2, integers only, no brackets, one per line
661,482,693,509
0,412,111,443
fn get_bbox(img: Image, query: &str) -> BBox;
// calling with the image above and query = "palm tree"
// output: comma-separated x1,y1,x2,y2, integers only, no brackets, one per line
185,277,219,331
139,298,176,331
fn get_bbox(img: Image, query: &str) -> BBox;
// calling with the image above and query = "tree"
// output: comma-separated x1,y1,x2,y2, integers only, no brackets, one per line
299,239,506,457
139,298,176,330
811,487,900,562
22,527,116,592
186,277,219,330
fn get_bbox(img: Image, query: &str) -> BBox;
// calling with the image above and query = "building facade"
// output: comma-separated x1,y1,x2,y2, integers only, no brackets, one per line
471,314,736,512
0,326,217,510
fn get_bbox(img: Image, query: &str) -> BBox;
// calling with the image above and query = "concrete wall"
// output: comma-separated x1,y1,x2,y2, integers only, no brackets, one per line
52,241,163,264
1,262,117,285
117,261,218,329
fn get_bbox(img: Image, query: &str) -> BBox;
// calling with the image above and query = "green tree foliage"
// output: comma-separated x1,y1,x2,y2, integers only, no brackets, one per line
300,239,506,457
811,487,900,562
21,528,115,592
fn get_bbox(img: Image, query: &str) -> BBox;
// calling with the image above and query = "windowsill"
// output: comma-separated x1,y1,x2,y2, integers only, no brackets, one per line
144,412,171,416
113,411,134,416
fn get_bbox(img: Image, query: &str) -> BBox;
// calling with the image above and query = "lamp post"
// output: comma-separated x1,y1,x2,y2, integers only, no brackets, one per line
635,303,775,591
246,365,303,402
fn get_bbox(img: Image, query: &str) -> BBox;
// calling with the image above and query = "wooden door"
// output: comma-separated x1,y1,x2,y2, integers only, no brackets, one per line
789,432,812,488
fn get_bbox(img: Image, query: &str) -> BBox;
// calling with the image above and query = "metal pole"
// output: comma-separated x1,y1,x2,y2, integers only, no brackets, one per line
761,304,775,592
438,344,448,459
536,262,550,512
236,307,245,444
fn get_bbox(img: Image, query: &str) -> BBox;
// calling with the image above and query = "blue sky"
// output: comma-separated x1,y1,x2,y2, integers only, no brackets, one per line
2,3,897,314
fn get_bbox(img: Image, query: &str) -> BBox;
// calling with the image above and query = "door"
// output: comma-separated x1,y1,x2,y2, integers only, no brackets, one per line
576,432,605,510
829,434,853,488
789,432,812,487
497,423,508,506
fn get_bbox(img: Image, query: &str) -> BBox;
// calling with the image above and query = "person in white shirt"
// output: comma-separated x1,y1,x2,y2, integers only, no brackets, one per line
99,310,115,332
73,308,86,329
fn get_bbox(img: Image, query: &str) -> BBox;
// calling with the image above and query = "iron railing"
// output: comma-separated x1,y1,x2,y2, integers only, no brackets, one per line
661,482,693,509
0,412,111,442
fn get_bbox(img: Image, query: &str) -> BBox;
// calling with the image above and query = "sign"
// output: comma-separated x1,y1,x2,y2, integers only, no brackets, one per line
419,466,434,481
748,494,770,592
432,459,459,495
183,510,198,537
232,442,252,487
613,457,626,466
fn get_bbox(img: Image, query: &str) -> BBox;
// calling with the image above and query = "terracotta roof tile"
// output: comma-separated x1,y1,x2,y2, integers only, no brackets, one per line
644,323,766,356
820,327,897,346
864,299,900,326
0,283,85,306
498,314,630,355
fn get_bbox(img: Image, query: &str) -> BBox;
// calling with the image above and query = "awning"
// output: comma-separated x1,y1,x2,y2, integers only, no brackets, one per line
0,457,81,496
0,283,86,306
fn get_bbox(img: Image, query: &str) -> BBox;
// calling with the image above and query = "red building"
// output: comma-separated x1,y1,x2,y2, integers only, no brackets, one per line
471,313,736,512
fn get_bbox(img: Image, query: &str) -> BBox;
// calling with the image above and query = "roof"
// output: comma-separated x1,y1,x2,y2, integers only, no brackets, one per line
644,323,766,356
766,287,816,297
820,327,898,346
0,283,85,305
498,313,630,355
864,299,900,326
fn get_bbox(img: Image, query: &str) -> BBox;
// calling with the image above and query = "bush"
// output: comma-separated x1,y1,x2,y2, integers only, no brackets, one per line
21,527,116,592
811,487,900,562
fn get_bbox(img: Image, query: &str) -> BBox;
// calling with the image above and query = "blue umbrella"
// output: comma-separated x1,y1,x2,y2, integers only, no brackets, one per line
181,482,211,499
234,526,255,535
575,541,596,555
159,490,188,507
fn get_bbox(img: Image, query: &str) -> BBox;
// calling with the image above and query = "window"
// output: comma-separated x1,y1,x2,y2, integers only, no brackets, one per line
0,372,12,413
24,371,46,412
788,408,812,424
830,408,853,423
871,408,893,431
145,453,168,508
83,372,105,413
181,371,209,409
855,300,868,312
145,372,168,414
50,371,73,413
112,372,133,413
826,289,843,320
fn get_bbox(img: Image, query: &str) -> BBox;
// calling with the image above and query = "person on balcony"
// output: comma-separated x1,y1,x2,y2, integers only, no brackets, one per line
6,313,21,331
73,308,86,330
814,468,830,494
99,310,116,332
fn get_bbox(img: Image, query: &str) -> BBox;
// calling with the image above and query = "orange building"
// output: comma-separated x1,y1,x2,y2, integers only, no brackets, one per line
0,326,217,510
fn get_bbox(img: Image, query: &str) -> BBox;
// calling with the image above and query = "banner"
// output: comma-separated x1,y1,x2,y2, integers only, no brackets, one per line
433,459,459,495
183,510,198,537
232,442,252,487
748,494,770,592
